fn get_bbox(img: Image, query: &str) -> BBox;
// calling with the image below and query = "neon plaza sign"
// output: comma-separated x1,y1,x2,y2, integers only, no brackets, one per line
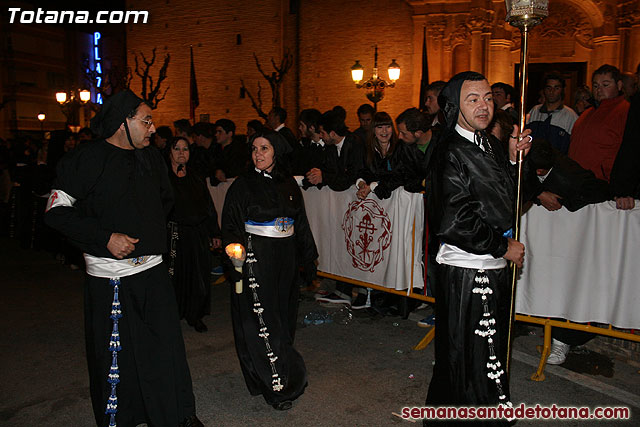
93,32,102,104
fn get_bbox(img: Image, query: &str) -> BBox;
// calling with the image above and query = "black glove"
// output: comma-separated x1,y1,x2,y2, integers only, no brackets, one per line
227,266,242,283
223,256,243,282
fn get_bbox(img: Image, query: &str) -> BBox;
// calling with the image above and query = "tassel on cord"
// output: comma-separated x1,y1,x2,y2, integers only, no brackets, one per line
245,235,284,392
105,278,123,427
472,270,512,408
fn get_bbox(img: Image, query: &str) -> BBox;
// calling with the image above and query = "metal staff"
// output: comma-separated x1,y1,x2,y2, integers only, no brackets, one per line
504,0,548,375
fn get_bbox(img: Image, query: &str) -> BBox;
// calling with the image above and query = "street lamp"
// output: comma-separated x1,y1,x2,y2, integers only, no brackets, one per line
55,89,92,130
37,112,45,135
55,89,91,105
350,45,400,111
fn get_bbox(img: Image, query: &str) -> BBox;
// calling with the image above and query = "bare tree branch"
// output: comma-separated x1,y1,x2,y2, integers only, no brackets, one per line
130,48,170,109
240,78,267,119
253,52,270,81
243,49,294,114
82,56,133,112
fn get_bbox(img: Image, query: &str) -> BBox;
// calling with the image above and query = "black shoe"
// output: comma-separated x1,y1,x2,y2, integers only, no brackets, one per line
194,320,208,333
351,293,370,310
179,415,204,427
272,400,292,410
315,292,350,304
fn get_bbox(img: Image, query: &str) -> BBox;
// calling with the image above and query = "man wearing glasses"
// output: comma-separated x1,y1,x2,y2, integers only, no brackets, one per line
45,90,204,427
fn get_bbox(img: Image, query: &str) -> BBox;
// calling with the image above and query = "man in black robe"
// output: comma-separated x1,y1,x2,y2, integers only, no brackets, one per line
45,90,203,427
425,72,531,426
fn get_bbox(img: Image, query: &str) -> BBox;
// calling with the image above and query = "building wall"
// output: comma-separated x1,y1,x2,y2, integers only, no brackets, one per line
0,24,69,138
0,15,127,138
126,0,299,132
126,0,416,132
297,0,415,130
125,0,639,133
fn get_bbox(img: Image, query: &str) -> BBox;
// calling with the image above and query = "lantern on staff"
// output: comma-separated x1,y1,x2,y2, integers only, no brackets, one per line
225,243,246,294
504,0,549,375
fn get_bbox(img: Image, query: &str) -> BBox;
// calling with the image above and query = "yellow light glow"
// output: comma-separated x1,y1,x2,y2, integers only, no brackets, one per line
352,69,364,83
351,60,364,83
55,92,67,104
37,113,45,121
388,59,400,82
225,243,245,260
79,90,91,103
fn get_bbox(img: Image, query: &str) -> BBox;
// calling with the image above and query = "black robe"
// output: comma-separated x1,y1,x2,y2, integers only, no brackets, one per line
45,141,196,427
426,131,527,426
167,170,221,325
222,167,318,406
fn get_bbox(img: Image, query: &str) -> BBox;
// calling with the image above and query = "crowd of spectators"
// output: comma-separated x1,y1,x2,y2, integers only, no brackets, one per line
1,62,638,334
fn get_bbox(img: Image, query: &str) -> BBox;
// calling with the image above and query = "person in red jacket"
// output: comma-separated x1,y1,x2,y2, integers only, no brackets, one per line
568,64,632,211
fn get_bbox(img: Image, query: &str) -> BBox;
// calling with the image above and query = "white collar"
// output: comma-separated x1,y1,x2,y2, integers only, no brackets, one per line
275,123,285,132
335,136,346,152
538,167,553,183
255,167,272,178
501,103,513,111
455,124,476,143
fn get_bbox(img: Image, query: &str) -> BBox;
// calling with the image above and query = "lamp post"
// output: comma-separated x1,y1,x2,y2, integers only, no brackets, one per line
55,89,91,131
37,112,45,135
350,46,400,111
504,0,548,377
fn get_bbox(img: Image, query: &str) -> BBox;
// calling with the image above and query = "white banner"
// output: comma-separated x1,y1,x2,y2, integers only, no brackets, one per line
302,186,424,292
516,201,640,329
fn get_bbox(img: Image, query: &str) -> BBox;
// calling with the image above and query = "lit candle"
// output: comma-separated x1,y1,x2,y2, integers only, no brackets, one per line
225,243,246,294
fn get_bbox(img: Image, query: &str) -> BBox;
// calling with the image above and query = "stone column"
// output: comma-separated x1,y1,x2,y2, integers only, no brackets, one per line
629,24,640,72
470,31,483,72
488,39,512,85
592,35,621,69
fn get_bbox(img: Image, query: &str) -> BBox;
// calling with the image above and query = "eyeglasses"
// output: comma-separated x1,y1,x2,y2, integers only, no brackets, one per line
135,117,154,128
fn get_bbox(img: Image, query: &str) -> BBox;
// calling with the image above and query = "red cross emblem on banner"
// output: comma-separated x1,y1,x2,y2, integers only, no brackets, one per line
342,199,392,272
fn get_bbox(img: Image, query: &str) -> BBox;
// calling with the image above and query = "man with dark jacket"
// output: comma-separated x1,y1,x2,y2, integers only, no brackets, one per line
211,118,249,184
310,110,364,192
528,138,610,212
